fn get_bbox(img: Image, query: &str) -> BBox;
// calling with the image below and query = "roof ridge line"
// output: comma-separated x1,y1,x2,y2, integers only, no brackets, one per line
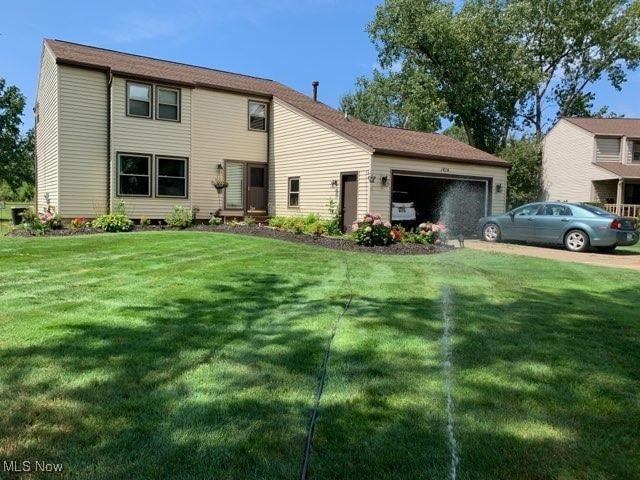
46,38,276,83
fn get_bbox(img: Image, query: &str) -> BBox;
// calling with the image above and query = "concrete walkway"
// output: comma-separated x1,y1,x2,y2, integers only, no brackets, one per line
464,240,640,271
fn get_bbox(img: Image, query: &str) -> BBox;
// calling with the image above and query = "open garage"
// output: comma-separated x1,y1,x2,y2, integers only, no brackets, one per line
391,171,492,233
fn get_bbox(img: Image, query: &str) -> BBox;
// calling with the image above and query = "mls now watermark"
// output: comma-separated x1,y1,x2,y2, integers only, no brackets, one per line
3,460,64,473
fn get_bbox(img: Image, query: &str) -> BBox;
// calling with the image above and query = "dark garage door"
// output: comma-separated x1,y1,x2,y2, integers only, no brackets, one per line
392,173,491,234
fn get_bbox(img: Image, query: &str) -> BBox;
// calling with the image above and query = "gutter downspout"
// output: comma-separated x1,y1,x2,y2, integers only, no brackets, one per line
107,70,113,214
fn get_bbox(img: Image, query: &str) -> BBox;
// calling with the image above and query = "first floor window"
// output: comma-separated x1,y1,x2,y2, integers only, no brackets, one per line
248,100,267,131
127,82,152,118
225,162,244,209
118,154,150,196
288,177,300,207
157,157,187,197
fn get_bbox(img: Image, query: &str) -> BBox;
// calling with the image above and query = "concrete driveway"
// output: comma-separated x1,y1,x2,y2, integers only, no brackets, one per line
464,239,640,270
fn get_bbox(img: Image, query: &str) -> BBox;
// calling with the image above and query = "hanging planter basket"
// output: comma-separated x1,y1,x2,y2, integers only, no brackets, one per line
212,177,228,194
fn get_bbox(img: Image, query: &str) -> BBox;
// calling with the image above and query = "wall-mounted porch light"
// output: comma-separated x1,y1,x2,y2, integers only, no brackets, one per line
381,175,388,186
330,179,338,188
368,174,377,183
217,163,224,172
495,183,503,193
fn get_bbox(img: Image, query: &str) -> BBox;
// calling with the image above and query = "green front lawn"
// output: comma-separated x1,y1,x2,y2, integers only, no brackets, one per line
1,232,639,479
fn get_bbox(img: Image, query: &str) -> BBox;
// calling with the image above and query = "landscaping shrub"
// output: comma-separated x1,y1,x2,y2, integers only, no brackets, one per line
92,214,134,232
21,206,63,233
92,200,134,232
71,217,87,228
390,225,405,242
405,222,448,245
352,213,395,246
208,216,223,226
139,216,150,226
165,206,194,228
243,216,256,226
269,213,335,235
325,199,342,236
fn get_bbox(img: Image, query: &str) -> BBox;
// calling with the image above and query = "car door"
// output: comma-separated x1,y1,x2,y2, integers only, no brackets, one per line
505,203,542,240
534,204,573,243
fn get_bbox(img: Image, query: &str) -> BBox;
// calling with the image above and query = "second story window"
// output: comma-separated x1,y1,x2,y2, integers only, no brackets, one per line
633,142,640,162
248,100,267,131
157,87,180,121
127,82,152,118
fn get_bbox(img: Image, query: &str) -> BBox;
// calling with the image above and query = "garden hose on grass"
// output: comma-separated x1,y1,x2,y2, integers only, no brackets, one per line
299,256,353,480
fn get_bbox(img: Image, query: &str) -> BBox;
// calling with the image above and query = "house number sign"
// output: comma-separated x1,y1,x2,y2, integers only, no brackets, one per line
441,168,450,173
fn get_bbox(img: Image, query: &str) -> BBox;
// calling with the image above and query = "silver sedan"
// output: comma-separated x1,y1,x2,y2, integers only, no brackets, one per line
478,202,639,252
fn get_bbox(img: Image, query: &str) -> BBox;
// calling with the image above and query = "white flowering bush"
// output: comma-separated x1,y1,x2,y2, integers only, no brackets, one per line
352,213,395,246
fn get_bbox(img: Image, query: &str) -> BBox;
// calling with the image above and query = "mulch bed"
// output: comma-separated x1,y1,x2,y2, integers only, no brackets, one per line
6,224,453,255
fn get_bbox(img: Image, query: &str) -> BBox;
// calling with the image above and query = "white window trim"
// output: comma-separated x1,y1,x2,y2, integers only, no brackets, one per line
117,153,152,197
126,81,153,119
156,156,188,198
288,176,300,207
156,86,181,122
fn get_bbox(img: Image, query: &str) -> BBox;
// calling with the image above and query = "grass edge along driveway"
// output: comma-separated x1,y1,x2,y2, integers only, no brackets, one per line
1,232,639,479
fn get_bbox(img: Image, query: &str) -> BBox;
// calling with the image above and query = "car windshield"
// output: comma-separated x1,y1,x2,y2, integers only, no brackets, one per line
392,192,411,203
578,204,612,216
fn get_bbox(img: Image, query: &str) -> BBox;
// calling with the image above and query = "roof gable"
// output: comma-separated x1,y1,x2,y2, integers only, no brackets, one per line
45,38,507,167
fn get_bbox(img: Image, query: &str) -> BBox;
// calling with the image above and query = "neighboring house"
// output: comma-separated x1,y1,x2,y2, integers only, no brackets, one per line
36,39,508,230
543,117,640,217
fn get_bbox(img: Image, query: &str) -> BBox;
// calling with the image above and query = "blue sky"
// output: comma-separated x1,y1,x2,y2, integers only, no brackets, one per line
2,0,639,133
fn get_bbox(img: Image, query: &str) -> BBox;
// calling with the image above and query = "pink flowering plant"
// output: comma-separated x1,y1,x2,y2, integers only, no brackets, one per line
352,212,395,246
22,206,63,232
410,221,448,245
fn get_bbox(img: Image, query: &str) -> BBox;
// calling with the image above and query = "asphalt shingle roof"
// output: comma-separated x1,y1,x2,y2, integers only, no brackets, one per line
44,39,507,167
565,117,640,138
594,162,640,179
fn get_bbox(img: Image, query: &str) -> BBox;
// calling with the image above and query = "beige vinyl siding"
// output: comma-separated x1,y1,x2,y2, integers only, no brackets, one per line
270,99,372,218
191,89,269,217
595,136,621,162
543,120,618,202
57,65,108,217
370,154,508,221
110,76,191,218
35,45,59,212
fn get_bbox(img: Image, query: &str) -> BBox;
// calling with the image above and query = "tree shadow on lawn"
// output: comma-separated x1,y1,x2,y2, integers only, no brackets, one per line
1,274,639,479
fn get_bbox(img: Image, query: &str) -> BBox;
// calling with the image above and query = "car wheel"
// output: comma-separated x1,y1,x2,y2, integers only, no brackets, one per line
482,223,501,242
564,229,589,252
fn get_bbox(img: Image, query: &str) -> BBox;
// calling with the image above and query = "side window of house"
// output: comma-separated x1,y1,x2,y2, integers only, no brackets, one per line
633,142,640,162
248,101,267,131
127,82,152,118
118,154,151,196
288,177,300,207
156,157,187,197
156,87,180,121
